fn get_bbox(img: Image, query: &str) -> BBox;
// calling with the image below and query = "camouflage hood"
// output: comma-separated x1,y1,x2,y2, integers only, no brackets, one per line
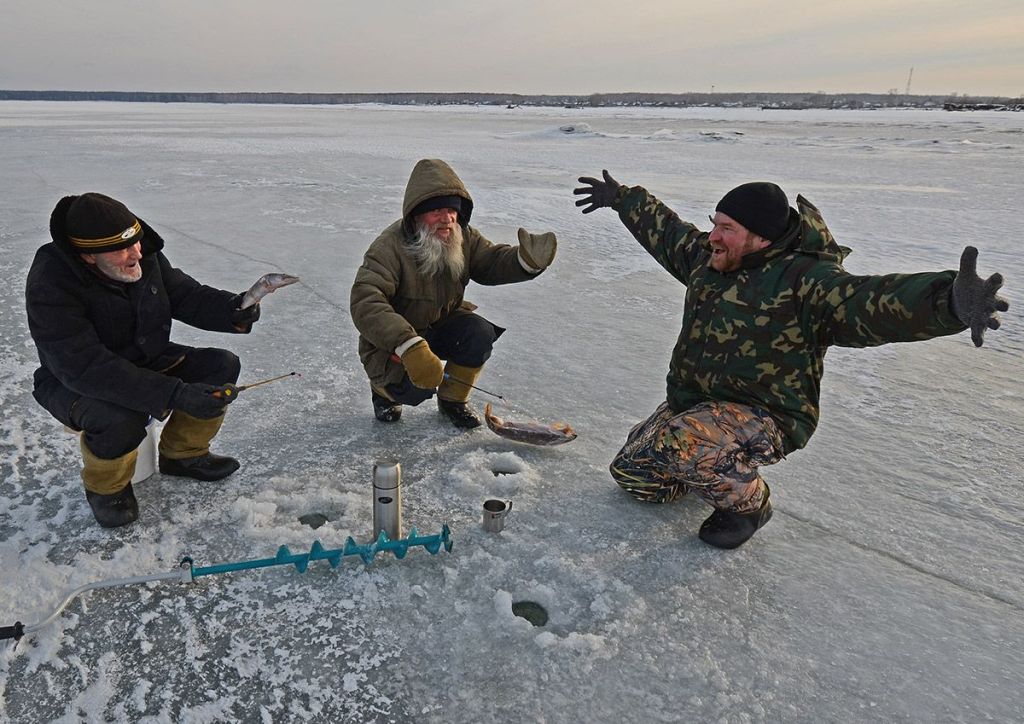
401,159,475,233
735,195,851,271
789,194,852,262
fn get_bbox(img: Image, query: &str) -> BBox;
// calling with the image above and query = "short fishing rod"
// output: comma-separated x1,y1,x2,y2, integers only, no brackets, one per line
388,353,506,401
214,371,300,399
443,373,505,401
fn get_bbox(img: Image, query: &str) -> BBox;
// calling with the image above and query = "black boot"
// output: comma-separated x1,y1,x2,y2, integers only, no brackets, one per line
159,453,239,481
698,486,773,549
372,391,402,422
437,398,482,429
86,484,139,528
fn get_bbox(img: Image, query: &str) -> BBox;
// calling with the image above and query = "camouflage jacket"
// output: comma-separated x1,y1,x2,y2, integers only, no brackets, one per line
614,185,966,453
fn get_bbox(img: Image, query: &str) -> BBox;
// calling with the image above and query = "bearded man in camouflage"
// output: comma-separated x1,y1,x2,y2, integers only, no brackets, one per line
351,159,557,428
575,171,1009,549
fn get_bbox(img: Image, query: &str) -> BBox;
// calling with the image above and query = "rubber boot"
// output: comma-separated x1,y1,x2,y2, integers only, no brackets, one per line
80,437,139,528
371,386,402,422
437,363,482,429
698,484,773,549
158,411,239,481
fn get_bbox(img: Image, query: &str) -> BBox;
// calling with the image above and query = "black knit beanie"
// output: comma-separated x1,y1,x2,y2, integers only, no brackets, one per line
57,193,144,253
409,195,463,220
715,182,790,241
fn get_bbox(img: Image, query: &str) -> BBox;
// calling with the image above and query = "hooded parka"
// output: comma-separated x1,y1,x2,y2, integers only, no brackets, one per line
351,159,539,389
26,204,248,420
614,185,967,454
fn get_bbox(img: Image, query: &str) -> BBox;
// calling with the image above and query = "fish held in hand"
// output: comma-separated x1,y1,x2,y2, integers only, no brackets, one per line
239,273,300,309
484,403,577,446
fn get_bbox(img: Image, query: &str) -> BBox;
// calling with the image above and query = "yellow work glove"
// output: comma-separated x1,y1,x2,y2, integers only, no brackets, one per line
401,340,444,389
517,228,557,271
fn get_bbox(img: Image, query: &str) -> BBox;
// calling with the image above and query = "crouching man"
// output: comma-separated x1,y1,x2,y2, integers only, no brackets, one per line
575,171,1009,549
351,159,556,428
26,193,262,528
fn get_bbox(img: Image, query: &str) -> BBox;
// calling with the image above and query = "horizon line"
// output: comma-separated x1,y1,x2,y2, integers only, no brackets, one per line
0,88,1020,100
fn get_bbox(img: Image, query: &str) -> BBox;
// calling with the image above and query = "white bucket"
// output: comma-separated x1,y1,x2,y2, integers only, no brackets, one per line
132,418,161,484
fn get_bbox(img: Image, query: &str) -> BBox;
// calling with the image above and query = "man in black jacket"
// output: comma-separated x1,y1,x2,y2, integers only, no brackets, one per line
26,193,261,528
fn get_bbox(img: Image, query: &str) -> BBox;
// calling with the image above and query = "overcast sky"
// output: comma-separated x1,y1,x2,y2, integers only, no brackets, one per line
2,0,1021,97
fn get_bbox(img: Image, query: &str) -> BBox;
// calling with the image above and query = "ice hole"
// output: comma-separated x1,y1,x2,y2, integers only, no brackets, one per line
512,600,549,627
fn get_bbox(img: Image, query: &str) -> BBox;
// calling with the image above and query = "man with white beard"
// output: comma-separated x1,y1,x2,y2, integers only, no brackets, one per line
26,193,261,528
351,158,557,428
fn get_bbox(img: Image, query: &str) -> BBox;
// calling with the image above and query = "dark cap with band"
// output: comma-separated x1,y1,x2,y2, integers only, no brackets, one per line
62,193,144,253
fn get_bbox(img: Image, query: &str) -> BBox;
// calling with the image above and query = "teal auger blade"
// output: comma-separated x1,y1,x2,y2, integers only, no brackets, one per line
189,524,453,578
3,525,454,643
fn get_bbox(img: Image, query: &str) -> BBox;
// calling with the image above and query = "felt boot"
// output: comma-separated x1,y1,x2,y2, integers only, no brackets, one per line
158,411,238,481
158,452,239,481
437,363,482,429
371,387,402,422
80,437,139,528
698,484,773,549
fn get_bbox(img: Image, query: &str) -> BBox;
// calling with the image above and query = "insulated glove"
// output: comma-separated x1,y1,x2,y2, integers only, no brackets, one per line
517,228,557,271
230,293,261,328
401,340,444,389
951,246,1009,347
170,382,236,419
574,170,622,214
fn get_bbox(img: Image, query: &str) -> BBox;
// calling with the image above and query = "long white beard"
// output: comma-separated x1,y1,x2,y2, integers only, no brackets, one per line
409,222,466,278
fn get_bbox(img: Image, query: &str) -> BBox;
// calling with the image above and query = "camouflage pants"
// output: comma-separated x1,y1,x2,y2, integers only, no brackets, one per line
609,401,784,513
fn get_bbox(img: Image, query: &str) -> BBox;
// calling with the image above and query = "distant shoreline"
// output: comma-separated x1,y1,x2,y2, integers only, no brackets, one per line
1,89,1022,111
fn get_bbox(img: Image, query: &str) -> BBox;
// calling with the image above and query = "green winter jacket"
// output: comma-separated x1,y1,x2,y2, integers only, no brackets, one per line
351,159,538,389
615,185,966,453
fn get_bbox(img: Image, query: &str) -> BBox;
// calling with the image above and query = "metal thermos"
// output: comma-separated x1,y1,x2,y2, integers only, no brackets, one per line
372,461,402,541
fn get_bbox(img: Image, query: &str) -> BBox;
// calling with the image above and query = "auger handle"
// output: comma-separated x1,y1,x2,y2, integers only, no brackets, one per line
1,622,25,640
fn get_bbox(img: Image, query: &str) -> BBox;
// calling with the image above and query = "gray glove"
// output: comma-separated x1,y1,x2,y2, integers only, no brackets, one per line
574,170,622,214
951,246,1009,347
517,228,557,271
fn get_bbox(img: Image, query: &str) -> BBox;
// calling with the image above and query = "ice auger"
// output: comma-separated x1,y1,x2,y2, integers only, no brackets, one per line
1,525,452,643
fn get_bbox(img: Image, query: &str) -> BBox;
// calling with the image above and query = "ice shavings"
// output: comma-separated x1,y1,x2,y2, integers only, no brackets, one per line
446,449,536,497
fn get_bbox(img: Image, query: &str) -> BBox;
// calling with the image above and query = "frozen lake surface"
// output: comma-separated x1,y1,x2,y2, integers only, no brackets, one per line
1,102,1022,722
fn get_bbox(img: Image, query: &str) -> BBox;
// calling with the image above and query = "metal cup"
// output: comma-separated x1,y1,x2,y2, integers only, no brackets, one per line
482,499,512,533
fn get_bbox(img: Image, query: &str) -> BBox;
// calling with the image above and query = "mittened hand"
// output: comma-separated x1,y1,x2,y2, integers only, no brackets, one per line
401,340,444,389
171,382,235,419
230,293,261,328
951,246,1009,347
574,170,622,214
517,228,557,271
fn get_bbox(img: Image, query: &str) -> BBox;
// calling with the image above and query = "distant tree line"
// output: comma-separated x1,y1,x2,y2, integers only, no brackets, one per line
0,89,1021,110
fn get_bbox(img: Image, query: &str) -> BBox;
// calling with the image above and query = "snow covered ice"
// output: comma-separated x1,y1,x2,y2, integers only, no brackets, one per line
1,102,1022,722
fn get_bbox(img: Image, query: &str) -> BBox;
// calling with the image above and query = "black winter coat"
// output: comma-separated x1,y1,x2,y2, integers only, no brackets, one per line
26,220,245,418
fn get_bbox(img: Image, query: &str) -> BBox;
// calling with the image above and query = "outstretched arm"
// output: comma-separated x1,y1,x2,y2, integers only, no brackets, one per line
575,170,707,284
951,246,1009,347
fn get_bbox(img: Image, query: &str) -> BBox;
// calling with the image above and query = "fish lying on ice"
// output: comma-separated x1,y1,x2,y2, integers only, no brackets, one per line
239,273,300,309
484,403,577,446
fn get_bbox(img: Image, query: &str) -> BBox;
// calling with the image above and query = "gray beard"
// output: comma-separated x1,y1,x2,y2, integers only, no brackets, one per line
94,256,142,283
409,223,466,278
